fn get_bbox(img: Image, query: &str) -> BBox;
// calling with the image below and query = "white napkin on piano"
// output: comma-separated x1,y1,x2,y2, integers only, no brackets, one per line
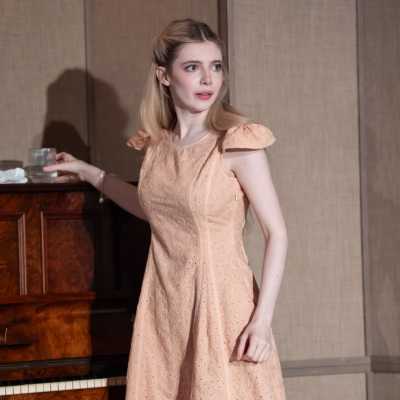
0,167,28,183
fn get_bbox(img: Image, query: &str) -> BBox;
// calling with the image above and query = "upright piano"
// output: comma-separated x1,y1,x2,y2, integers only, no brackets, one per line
0,182,151,399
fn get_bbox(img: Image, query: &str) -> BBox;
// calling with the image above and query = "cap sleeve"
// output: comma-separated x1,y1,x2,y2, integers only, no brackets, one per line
126,129,151,151
222,122,276,152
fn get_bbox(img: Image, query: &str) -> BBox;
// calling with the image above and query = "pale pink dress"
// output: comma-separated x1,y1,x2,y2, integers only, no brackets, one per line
125,122,286,400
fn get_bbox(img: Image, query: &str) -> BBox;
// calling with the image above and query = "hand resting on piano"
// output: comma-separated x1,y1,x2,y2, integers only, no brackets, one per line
43,152,148,221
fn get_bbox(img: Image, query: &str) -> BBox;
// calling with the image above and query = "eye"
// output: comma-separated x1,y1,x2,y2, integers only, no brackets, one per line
213,63,223,72
184,64,197,72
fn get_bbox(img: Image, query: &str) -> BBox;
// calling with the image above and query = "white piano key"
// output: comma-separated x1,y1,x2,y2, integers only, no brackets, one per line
72,380,81,390
0,375,127,397
36,383,44,393
80,379,88,389
20,384,29,394
93,378,103,388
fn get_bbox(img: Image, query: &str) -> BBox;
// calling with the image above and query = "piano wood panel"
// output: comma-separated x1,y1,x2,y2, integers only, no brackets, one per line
0,183,150,386
0,300,91,363
0,189,101,295
44,213,96,293
0,300,133,381
0,213,26,296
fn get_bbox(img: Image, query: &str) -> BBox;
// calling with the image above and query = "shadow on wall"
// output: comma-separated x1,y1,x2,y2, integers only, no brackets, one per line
39,68,130,165
1,68,130,170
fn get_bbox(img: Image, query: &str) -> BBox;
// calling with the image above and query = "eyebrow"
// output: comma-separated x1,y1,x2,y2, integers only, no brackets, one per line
181,60,222,65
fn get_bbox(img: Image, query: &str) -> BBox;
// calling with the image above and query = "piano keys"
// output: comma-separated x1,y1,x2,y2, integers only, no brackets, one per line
0,376,125,396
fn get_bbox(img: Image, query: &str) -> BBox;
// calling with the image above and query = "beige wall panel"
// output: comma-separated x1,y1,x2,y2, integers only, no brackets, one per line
372,373,400,400
0,0,87,165
358,0,400,357
285,373,366,400
85,0,219,180
228,0,364,360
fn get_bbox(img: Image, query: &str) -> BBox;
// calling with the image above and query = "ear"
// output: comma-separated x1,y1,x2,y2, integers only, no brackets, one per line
155,65,170,87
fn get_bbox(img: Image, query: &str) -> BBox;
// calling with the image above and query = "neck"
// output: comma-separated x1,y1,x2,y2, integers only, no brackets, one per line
173,106,209,140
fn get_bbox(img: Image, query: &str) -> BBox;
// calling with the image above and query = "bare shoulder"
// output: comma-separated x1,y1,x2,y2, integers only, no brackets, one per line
222,147,270,177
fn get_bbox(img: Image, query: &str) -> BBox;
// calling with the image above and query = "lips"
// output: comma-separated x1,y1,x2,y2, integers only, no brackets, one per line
195,91,213,100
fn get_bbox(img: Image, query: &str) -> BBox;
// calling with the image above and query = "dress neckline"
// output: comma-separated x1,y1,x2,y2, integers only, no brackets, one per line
165,129,213,150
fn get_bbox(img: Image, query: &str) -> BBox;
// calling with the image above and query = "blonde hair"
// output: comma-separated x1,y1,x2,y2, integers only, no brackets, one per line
138,18,249,144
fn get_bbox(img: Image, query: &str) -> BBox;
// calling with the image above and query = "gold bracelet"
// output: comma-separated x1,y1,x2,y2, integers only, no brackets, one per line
94,169,106,203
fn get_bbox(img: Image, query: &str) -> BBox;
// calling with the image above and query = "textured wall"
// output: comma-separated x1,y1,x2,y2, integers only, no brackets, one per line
85,0,219,180
357,0,400,397
228,0,363,356
0,0,218,179
0,0,88,165
285,374,366,400
227,0,365,397
358,0,400,357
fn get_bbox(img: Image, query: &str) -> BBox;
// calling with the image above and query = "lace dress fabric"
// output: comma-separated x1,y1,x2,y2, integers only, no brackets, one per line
125,123,286,400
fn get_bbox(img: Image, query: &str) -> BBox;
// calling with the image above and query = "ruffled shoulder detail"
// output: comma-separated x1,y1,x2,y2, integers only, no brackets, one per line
221,122,276,152
126,129,151,151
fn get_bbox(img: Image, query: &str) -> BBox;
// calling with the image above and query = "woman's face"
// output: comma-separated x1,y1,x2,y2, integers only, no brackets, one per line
158,40,224,114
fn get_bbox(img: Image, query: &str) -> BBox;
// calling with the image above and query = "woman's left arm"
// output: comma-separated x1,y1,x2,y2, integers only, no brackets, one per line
227,148,288,361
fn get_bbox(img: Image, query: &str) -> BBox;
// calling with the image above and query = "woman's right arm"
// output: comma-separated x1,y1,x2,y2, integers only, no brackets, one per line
99,171,148,221
43,152,148,221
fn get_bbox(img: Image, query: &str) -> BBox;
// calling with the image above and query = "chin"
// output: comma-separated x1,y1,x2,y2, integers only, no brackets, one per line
191,99,217,113
187,104,211,114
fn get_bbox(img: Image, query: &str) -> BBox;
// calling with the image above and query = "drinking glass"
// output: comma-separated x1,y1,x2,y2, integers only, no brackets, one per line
26,148,58,183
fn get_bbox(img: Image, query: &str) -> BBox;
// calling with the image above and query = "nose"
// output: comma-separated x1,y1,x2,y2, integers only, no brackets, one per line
200,68,212,85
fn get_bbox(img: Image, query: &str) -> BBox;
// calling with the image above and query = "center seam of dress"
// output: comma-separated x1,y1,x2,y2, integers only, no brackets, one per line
190,146,233,400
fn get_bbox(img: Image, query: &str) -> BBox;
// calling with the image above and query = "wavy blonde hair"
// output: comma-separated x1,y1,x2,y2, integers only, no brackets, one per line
138,18,248,144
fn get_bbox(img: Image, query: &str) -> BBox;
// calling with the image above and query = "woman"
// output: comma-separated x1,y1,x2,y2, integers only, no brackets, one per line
44,18,288,400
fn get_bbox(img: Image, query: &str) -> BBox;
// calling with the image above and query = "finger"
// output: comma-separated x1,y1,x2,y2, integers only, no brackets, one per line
237,333,248,360
56,152,76,163
55,152,69,162
55,152,66,159
42,164,60,172
254,343,265,362
255,343,266,363
244,337,259,361
52,175,72,183
43,162,72,172
58,174,80,183
259,347,269,362
261,344,272,362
